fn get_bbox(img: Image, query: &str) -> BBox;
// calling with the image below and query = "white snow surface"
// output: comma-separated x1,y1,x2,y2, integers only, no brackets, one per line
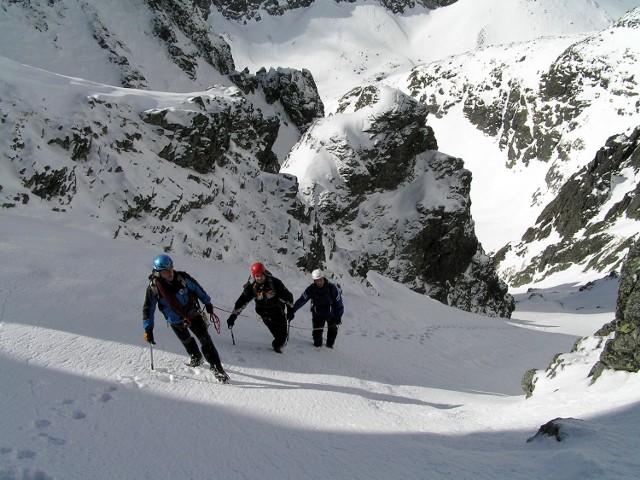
2,0,640,478
2,214,640,479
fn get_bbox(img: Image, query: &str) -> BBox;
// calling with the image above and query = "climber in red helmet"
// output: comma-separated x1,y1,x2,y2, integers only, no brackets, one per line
227,262,294,353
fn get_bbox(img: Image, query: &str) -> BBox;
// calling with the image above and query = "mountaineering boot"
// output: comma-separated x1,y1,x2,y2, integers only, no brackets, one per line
211,364,230,384
187,354,204,367
272,339,284,353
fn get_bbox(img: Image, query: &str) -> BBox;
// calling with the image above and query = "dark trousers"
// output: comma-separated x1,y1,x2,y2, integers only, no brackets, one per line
261,310,288,349
312,316,339,347
170,314,221,366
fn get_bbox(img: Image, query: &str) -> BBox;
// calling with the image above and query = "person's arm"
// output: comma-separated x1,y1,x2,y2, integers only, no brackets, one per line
227,287,252,328
233,284,254,313
331,283,344,319
275,278,294,305
293,285,313,312
142,285,157,330
142,285,158,343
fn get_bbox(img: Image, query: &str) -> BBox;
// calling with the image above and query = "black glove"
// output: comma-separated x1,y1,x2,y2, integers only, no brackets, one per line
334,317,342,326
204,302,214,314
227,314,237,328
286,305,295,321
144,327,156,344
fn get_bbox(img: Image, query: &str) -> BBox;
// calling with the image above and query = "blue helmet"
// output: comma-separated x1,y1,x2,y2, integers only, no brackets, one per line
152,254,173,271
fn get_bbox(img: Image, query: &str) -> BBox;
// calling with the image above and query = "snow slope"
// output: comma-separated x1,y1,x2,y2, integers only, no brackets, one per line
2,213,639,479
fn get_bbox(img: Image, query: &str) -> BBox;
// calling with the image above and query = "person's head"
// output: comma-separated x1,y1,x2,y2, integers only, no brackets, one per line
153,254,174,280
251,262,266,284
311,269,324,286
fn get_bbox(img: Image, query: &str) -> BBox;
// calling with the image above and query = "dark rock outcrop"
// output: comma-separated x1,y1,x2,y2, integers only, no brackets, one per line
526,418,588,443
141,92,280,173
508,127,640,287
230,67,325,133
590,238,640,379
208,0,458,22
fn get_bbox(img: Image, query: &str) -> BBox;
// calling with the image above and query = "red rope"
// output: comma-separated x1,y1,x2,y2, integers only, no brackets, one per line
209,310,221,334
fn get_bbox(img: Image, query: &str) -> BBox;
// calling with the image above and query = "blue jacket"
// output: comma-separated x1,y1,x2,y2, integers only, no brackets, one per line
143,271,211,329
293,281,344,320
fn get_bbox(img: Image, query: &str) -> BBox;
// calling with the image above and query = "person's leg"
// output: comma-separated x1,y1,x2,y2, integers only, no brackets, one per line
326,321,339,348
189,315,221,366
263,313,288,352
311,316,325,347
188,315,229,381
170,324,202,365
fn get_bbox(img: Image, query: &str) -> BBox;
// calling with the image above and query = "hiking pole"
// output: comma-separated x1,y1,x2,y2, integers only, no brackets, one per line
149,343,155,370
286,320,291,346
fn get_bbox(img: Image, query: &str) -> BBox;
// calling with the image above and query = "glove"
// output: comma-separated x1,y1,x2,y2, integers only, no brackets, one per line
204,302,214,314
286,305,295,321
144,327,156,345
227,314,237,328
334,317,342,326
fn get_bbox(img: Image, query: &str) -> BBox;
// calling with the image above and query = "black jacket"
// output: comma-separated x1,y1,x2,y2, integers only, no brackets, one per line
233,274,293,319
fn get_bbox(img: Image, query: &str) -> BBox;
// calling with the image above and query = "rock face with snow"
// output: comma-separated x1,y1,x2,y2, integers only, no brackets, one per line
283,85,514,317
526,418,589,443
591,238,640,379
522,239,640,396
0,0,512,317
0,0,235,88
406,8,640,287
208,0,458,22
140,92,281,174
230,67,325,133
0,56,313,268
498,127,640,286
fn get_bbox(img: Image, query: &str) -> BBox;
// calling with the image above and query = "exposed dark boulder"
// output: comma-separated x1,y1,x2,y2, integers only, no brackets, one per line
526,418,588,443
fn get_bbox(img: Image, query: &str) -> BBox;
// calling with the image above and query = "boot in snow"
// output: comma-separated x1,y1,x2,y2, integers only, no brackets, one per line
187,354,204,367
211,364,230,384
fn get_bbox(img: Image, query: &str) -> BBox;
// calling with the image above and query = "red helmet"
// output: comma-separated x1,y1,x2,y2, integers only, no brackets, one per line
251,262,266,276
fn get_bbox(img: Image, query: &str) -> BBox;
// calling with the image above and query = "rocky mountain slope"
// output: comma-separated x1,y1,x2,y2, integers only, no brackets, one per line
0,0,513,316
207,0,457,22
397,7,640,287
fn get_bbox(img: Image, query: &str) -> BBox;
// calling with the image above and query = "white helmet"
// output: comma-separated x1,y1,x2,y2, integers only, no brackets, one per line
311,269,324,280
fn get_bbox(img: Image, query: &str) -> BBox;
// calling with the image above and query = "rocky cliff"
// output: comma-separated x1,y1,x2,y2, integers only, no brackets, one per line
283,85,514,316
591,238,640,379
405,8,640,287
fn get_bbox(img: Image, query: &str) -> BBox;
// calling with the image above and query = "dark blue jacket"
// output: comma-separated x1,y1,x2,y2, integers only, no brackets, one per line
293,281,344,320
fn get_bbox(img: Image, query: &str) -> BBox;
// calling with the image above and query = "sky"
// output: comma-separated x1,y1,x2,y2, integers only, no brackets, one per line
2,0,640,478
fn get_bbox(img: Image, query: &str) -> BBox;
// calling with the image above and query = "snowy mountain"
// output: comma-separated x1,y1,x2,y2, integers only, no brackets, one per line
2,1,640,478
0,0,518,316
2,0,638,301
395,8,640,287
